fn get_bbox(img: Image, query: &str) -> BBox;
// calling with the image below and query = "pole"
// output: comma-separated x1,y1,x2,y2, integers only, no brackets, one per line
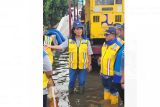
77,0,79,20
74,0,76,21
68,0,71,36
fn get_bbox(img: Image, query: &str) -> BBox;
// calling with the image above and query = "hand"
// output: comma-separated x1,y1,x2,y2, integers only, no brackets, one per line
43,45,48,50
87,64,92,72
44,44,51,48
47,78,55,87
121,76,124,89
121,83,124,89
43,45,47,50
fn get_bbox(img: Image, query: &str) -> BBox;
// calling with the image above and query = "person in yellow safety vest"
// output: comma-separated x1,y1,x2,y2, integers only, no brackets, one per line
43,50,53,107
44,20,93,95
43,35,54,64
100,27,123,105
114,23,124,44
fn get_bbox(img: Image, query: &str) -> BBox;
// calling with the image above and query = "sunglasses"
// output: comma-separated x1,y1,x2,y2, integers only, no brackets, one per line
105,33,111,36
105,32,115,36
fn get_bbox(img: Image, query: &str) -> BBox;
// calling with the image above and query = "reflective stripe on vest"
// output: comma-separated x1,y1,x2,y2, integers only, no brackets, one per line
44,35,52,45
83,52,87,69
107,58,111,76
114,71,122,76
101,43,121,76
69,39,88,69
69,53,73,68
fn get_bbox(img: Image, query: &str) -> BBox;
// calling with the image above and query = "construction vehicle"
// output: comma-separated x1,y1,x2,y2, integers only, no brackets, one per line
82,0,124,70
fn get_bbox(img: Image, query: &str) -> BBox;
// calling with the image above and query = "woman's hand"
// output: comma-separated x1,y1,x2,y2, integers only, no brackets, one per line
47,78,55,87
121,79,124,89
121,83,124,89
44,44,52,48
87,64,92,72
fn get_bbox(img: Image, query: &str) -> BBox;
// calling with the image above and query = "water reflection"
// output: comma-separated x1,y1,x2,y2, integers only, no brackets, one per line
53,51,71,107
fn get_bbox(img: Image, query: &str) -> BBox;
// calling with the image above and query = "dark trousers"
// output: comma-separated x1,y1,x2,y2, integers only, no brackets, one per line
114,83,124,103
43,94,48,107
101,76,117,94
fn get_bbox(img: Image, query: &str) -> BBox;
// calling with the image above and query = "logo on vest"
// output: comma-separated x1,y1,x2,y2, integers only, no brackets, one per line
81,40,87,44
111,44,118,51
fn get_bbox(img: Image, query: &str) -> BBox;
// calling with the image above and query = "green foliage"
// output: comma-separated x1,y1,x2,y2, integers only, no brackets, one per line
43,0,70,28
43,0,82,28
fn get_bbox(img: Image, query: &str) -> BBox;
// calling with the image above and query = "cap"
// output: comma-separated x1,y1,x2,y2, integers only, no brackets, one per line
105,27,116,35
114,23,122,29
73,20,83,28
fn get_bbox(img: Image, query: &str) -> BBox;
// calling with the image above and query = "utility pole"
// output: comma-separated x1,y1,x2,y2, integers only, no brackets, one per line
77,0,79,20
74,0,76,21
68,0,71,36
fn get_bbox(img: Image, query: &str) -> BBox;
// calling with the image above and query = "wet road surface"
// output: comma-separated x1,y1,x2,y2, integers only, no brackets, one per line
52,50,124,107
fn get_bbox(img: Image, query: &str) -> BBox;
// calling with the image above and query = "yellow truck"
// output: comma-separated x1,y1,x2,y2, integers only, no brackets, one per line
84,0,124,40
81,0,124,70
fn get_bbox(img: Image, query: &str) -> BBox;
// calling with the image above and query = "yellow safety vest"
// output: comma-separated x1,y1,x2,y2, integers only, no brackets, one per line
117,37,124,45
68,39,88,69
43,73,48,89
101,42,121,76
44,35,54,64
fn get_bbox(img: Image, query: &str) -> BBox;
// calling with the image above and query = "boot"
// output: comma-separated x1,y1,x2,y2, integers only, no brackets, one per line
79,87,85,95
104,90,111,100
110,94,118,104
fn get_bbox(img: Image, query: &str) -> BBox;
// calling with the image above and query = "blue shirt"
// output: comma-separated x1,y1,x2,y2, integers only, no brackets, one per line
114,45,124,83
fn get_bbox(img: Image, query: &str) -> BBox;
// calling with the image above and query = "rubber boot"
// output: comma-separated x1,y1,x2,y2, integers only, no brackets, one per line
110,94,118,104
104,90,111,100
79,87,85,95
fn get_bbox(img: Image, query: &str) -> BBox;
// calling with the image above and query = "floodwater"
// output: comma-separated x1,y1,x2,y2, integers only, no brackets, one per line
52,50,70,107
52,50,124,107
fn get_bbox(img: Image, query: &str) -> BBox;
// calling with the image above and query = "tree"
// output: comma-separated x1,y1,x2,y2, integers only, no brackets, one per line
44,0,75,28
